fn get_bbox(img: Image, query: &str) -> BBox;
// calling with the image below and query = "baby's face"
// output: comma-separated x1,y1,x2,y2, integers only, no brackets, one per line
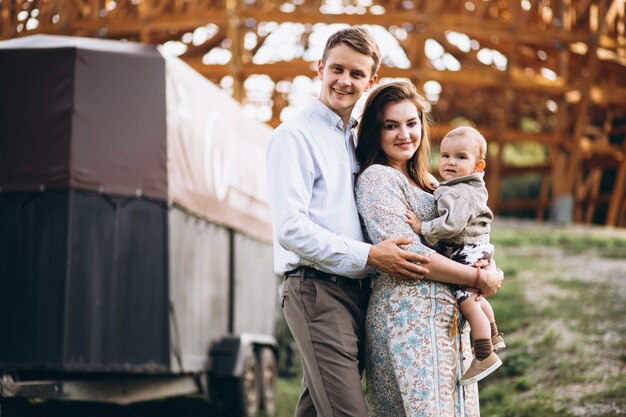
438,135,482,180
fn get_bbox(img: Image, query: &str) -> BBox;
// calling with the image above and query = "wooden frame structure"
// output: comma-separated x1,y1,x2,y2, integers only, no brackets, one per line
2,0,625,226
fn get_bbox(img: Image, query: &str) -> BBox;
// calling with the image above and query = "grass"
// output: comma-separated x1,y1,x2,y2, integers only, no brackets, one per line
490,227,626,258
273,222,626,417
271,377,301,417
477,223,626,417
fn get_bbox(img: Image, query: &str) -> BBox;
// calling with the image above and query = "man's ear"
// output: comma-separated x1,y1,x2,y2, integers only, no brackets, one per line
317,60,324,80
475,159,486,172
364,73,378,92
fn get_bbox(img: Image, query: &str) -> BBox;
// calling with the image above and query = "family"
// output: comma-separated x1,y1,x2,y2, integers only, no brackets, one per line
266,26,505,417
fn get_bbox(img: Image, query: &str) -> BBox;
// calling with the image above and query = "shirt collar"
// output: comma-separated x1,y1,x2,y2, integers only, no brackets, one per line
308,99,358,132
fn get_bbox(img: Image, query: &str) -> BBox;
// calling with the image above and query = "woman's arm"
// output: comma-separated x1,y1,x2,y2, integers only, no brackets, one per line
356,165,502,295
426,252,503,297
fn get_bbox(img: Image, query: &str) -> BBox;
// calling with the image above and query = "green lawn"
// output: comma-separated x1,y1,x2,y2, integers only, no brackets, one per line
272,220,626,417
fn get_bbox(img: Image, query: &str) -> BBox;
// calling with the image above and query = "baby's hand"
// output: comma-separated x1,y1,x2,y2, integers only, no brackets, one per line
404,210,422,234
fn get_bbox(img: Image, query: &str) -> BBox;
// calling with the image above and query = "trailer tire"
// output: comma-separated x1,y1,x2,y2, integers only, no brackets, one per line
221,345,259,417
257,347,277,416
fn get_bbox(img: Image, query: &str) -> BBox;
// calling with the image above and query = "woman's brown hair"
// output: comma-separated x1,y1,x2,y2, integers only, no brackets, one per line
356,81,436,192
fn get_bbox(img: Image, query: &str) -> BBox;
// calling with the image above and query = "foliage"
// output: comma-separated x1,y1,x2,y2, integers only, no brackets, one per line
502,142,548,166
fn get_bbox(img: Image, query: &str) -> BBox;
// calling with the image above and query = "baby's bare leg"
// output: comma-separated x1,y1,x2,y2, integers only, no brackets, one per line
480,298,495,323
459,292,491,340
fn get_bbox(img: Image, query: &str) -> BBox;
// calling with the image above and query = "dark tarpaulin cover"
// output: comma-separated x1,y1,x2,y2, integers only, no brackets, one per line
0,190,169,372
0,35,276,374
0,35,167,201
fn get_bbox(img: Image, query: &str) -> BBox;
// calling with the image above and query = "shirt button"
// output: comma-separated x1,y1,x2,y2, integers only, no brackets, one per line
352,263,358,269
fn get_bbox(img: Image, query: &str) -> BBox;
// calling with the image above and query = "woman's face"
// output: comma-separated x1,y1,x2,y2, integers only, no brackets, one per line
380,100,422,173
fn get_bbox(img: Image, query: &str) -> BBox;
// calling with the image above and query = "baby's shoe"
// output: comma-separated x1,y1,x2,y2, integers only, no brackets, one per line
492,332,506,353
459,352,502,386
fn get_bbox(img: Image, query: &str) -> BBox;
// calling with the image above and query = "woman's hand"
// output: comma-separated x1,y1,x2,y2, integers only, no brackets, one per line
477,260,503,297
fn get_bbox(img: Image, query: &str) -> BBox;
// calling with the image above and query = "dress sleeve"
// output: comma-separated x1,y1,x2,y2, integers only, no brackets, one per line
355,165,435,257
421,188,473,246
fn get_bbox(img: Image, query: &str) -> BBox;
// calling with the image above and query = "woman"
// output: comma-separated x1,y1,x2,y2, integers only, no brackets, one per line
355,81,503,416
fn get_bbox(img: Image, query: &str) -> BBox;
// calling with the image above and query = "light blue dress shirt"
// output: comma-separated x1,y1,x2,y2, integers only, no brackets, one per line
266,99,374,278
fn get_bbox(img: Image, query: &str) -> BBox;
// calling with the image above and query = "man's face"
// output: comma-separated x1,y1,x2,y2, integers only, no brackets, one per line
317,43,378,122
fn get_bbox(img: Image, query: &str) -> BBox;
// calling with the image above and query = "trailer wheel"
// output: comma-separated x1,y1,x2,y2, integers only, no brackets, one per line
222,345,259,417
257,347,277,416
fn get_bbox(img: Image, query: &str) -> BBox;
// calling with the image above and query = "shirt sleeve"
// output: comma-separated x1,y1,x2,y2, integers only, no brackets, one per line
421,188,473,246
266,128,371,276
355,166,434,257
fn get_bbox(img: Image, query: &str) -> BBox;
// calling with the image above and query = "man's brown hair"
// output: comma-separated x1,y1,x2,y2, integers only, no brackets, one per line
321,27,381,76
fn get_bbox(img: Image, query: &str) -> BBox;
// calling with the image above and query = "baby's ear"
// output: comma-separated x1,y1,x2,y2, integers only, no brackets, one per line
474,159,486,172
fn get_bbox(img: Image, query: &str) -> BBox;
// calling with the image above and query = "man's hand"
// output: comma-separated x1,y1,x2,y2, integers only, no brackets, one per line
367,237,431,280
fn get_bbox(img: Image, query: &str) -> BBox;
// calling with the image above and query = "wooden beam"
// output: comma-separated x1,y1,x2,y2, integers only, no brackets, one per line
1,3,604,64
590,84,626,107
233,9,590,46
423,121,559,142
0,1,606,50
498,199,549,211
185,58,575,96
68,13,227,36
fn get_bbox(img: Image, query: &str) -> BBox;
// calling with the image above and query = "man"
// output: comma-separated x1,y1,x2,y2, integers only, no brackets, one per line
266,27,431,417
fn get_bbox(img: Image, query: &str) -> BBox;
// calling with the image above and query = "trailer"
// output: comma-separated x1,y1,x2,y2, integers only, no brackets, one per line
0,35,279,417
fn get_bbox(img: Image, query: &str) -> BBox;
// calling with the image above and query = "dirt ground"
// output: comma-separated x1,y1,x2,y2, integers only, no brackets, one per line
495,219,626,417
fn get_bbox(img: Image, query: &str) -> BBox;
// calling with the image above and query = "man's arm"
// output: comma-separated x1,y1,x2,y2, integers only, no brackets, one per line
267,129,371,276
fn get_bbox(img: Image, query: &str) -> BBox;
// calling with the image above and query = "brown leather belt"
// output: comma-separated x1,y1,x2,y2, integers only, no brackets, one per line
285,266,370,289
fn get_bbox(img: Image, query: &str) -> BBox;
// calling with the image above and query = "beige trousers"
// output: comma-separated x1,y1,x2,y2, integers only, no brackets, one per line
281,275,370,417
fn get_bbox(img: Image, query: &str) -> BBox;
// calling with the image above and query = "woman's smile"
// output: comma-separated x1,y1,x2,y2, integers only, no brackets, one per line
380,100,423,174
395,141,413,148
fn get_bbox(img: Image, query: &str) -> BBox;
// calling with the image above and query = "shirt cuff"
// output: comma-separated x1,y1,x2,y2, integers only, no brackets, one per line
346,240,373,273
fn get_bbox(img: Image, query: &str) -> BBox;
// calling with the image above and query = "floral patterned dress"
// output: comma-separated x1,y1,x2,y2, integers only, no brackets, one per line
355,164,480,417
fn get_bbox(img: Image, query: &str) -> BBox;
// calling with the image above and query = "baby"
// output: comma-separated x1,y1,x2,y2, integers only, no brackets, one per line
405,126,506,386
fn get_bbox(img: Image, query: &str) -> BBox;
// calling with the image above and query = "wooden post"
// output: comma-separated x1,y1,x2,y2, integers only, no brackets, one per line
137,0,152,43
584,169,603,224
226,0,244,102
488,9,517,215
559,0,610,222
548,0,574,223
536,173,551,221
606,136,626,226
